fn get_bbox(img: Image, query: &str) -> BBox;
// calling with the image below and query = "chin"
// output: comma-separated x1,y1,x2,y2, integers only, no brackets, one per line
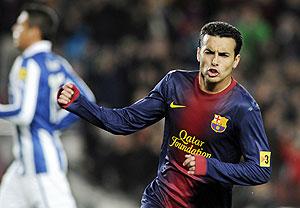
13,40,20,48
206,77,221,83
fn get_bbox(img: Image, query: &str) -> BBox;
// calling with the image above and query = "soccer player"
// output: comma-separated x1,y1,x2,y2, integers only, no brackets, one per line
0,4,94,208
57,21,271,207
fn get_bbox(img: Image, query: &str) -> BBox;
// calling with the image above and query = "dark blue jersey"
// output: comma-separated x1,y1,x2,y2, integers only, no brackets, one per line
62,70,271,208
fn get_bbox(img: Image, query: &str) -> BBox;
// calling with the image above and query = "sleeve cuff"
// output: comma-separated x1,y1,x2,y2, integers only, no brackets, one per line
195,155,207,176
57,84,80,109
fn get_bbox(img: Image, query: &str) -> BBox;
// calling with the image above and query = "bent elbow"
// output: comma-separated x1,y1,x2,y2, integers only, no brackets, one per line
9,112,33,126
103,126,135,136
257,167,272,185
263,167,272,183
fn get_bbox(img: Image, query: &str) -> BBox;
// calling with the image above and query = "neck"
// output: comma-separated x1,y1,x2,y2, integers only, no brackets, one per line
199,73,232,94
19,39,42,52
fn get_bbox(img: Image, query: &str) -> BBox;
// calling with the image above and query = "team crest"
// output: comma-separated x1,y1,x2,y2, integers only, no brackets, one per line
211,114,228,133
18,67,27,80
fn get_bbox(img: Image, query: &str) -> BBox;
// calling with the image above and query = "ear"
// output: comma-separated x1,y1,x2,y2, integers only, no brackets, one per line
232,54,240,69
196,47,201,62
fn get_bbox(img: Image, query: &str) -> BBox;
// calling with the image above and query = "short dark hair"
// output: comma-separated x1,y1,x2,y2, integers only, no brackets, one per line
199,21,243,56
22,3,59,41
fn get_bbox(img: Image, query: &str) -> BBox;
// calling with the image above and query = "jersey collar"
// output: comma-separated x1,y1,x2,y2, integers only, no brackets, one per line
194,74,237,98
22,40,52,58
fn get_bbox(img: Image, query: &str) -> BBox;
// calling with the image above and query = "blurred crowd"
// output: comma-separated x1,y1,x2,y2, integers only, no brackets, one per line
0,0,300,207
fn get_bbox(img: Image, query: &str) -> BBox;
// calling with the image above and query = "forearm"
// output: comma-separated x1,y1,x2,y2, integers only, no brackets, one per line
58,74,168,135
0,104,21,117
66,95,131,134
207,158,271,185
65,94,164,135
195,156,271,186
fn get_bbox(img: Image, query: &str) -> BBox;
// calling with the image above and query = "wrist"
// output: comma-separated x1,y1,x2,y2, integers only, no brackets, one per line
195,155,207,176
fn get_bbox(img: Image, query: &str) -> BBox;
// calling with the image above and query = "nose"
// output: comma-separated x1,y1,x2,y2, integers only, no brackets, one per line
12,23,20,35
212,54,218,66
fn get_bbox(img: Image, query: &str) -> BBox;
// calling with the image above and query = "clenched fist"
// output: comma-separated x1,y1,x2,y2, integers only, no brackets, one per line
57,83,76,106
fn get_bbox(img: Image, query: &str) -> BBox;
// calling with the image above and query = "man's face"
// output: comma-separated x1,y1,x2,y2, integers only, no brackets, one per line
12,11,33,51
197,34,240,91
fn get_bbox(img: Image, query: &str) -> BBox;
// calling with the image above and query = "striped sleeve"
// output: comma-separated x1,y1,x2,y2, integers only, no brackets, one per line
0,58,41,125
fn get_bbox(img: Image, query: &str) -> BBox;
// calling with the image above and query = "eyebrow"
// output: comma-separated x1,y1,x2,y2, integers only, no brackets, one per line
205,48,231,56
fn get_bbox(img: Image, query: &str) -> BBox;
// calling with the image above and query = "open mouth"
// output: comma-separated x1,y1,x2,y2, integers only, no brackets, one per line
207,68,219,77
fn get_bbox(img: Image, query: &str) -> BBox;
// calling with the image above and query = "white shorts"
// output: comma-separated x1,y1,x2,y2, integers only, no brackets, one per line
0,161,77,208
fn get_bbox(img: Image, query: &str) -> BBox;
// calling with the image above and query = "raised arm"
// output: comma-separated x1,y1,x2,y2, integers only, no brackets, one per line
57,76,168,135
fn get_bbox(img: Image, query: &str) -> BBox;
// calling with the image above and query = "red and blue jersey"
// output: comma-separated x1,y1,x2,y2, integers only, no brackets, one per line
63,70,271,208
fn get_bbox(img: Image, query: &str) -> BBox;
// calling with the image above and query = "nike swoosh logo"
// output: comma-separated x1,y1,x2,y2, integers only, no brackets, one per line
170,101,186,108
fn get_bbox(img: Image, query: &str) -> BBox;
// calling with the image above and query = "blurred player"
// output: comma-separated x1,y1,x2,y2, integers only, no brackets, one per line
57,21,271,207
0,3,94,208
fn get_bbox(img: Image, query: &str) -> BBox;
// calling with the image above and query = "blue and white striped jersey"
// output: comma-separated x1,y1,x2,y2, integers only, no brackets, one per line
0,41,94,175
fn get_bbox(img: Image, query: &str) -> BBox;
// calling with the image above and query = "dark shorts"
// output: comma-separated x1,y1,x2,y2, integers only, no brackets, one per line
140,179,164,208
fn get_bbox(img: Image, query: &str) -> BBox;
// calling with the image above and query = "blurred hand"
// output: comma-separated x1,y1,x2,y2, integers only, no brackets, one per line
183,154,196,175
57,83,75,105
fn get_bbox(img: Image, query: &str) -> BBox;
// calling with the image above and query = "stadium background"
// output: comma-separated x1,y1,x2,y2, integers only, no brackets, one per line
0,0,299,207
